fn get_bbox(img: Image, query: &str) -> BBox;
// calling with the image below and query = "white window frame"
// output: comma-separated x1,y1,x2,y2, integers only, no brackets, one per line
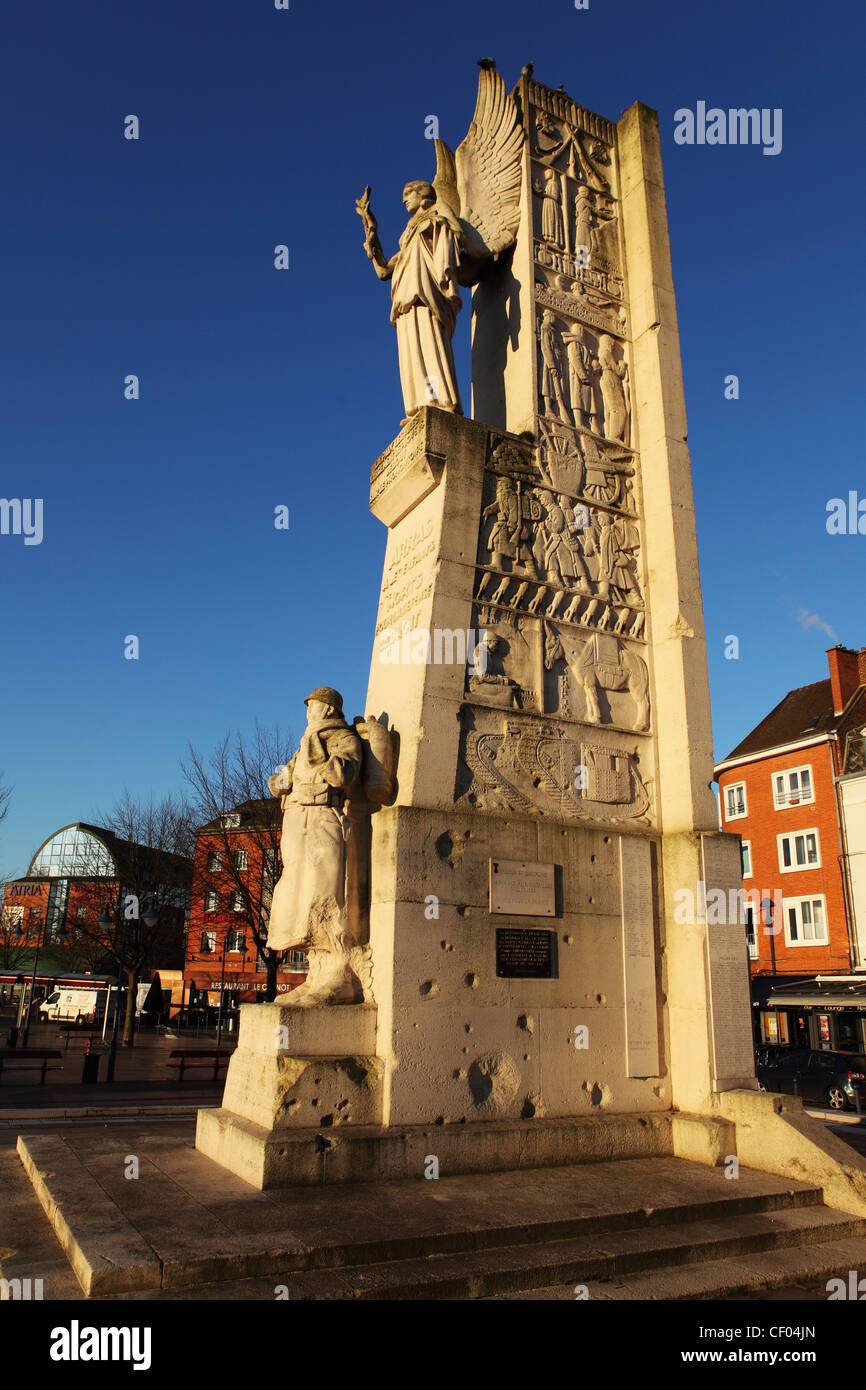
782,894,828,947
234,848,248,872
200,929,217,953
777,828,820,874
772,764,814,810
205,891,219,913
207,851,222,873
724,781,747,822
231,890,245,913
740,840,752,878
227,929,245,953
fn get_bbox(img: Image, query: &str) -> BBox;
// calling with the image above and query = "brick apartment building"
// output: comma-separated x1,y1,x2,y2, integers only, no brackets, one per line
183,800,306,1023
715,645,866,1054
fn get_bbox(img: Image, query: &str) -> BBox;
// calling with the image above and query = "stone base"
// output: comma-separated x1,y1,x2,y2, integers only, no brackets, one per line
194,1107,690,1190
210,1001,383,1133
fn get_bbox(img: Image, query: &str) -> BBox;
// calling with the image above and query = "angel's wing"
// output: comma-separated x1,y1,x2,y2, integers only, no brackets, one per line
433,139,460,225
454,67,524,266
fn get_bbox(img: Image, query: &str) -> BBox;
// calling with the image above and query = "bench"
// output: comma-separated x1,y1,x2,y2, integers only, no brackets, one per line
166,1049,232,1083
0,1049,63,1084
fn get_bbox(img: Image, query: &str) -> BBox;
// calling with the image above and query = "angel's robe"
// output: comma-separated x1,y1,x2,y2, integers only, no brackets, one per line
390,209,463,417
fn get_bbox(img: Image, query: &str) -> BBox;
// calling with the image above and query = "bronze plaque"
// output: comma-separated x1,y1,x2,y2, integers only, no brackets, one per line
495,927,558,979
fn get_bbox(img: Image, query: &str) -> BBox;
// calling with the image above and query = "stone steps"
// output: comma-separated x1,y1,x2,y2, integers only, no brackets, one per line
16,1136,865,1300
269,1203,866,1301
493,1238,866,1300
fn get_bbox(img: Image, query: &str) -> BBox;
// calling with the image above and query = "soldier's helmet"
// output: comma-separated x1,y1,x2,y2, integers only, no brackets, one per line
304,687,343,714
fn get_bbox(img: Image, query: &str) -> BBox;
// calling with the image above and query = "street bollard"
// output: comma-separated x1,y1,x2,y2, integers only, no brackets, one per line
81,1038,100,1084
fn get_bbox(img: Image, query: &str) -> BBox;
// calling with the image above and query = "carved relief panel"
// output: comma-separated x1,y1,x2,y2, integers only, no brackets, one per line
455,82,656,827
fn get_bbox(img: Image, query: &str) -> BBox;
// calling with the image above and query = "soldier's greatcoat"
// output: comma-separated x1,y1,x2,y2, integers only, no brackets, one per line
266,717,363,952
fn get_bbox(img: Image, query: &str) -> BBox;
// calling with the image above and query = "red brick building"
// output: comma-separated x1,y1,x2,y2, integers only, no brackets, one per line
183,800,306,1022
1,822,190,999
715,646,866,1052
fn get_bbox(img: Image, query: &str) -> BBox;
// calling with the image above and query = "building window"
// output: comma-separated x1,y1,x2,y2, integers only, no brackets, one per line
231,891,244,913
228,929,245,953
744,906,758,959
234,849,248,872
200,930,217,953
724,782,747,821
221,813,241,829
773,766,813,809
783,895,828,946
740,840,752,878
778,829,820,873
76,906,87,921
207,851,222,873
287,949,308,972
205,891,219,913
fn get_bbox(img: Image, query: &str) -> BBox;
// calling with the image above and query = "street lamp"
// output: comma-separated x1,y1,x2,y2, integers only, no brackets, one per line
100,897,159,1083
200,931,232,1047
14,912,66,1047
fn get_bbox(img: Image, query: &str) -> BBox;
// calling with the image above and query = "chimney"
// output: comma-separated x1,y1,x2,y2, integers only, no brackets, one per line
827,645,860,714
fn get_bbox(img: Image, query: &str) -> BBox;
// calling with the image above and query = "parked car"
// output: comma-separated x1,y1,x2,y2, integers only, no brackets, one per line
756,1048,866,1112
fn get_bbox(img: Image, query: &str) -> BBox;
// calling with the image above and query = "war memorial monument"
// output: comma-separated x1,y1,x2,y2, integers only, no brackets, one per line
17,64,866,1299
196,62,759,1174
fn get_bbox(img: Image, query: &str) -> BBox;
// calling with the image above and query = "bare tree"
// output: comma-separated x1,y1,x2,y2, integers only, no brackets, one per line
0,900,31,971
73,793,194,1046
183,723,295,1003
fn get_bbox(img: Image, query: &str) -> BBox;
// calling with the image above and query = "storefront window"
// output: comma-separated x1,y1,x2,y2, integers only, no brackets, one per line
836,1011,863,1052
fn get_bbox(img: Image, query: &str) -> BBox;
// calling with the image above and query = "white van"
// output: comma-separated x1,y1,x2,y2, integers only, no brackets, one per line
39,988,103,1023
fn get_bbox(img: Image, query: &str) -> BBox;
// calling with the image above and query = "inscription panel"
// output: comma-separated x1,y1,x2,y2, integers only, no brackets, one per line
620,835,660,1077
495,927,558,979
489,859,556,916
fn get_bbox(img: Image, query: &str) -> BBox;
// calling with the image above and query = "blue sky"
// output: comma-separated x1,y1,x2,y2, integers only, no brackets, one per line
1,0,863,877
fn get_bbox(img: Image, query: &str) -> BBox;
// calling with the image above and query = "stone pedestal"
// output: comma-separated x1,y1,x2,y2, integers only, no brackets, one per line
195,1003,383,1187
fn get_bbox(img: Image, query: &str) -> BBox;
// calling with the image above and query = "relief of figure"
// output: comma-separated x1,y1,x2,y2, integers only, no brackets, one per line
596,334,630,444
559,499,597,622
573,185,594,265
477,476,541,609
267,687,366,1006
596,513,644,633
533,167,565,249
537,491,589,618
538,310,569,421
561,325,597,431
357,64,524,421
468,631,521,707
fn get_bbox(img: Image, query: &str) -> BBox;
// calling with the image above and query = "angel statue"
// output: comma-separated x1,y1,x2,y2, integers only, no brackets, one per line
356,61,524,420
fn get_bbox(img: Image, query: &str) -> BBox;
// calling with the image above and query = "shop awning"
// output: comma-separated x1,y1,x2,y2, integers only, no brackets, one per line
765,977,866,1010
